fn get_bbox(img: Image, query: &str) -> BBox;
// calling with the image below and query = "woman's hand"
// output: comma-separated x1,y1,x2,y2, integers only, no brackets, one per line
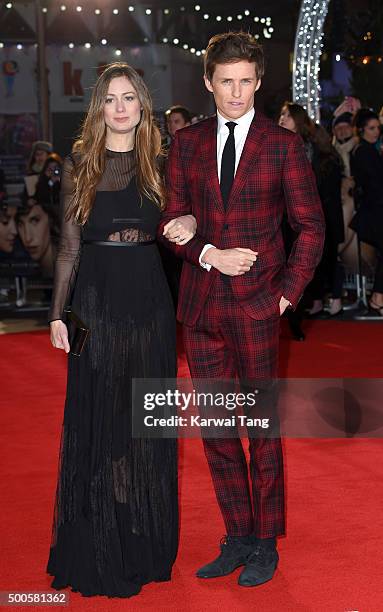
50,320,70,353
163,215,197,245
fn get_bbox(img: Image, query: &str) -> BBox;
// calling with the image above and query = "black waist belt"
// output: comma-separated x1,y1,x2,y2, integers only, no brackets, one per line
83,240,155,247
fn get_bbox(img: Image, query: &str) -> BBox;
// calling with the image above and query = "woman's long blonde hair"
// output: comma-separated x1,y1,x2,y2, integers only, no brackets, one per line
68,62,164,224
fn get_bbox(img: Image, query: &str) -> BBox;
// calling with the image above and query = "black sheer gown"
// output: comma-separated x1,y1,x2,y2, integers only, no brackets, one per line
47,149,178,598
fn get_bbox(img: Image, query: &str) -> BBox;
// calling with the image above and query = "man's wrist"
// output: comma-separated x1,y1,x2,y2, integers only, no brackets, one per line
202,246,218,267
199,244,217,271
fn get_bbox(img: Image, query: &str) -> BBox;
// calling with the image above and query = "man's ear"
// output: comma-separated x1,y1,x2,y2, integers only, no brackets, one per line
204,74,214,93
255,79,262,93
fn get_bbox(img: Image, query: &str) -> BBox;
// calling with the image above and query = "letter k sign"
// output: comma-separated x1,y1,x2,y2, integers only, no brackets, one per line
63,62,84,96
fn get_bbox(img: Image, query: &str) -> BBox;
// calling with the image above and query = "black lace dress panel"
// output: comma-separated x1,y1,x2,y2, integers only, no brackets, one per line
47,149,178,598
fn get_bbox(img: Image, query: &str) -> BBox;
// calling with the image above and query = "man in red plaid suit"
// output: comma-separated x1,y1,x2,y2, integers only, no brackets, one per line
158,32,324,587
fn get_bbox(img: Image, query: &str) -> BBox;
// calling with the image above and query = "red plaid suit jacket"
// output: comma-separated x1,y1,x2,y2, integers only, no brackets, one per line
157,111,325,325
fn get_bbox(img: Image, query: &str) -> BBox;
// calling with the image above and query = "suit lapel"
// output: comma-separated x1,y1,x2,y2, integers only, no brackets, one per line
227,113,268,211
201,116,225,214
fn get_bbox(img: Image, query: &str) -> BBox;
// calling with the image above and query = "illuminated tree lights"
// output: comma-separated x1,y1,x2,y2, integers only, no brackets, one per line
293,0,330,122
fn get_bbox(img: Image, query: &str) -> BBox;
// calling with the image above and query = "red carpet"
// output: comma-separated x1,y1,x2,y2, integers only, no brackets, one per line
1,320,383,611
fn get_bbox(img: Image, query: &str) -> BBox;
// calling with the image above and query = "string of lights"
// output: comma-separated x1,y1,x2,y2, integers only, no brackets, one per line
2,2,272,23
292,0,330,123
0,2,274,58
3,2,132,11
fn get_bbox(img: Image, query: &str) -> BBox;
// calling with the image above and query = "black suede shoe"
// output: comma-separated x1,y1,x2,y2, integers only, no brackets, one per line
290,320,306,341
238,545,279,587
196,535,254,578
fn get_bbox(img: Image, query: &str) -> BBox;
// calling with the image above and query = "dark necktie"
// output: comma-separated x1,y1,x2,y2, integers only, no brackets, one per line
220,121,237,207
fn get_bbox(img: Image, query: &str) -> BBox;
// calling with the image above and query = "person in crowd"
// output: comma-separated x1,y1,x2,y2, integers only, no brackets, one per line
332,112,357,176
0,166,5,203
0,201,29,307
279,102,316,161
0,204,17,306
165,104,192,141
0,203,17,255
48,62,196,598
310,124,344,315
26,140,53,176
332,112,358,264
279,103,344,317
160,105,192,307
24,154,62,302
160,32,324,587
350,108,383,314
24,141,54,207
34,153,63,210
16,201,58,277
278,102,316,337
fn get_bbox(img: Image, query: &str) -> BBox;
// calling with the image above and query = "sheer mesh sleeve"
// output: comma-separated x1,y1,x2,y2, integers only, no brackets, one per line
48,156,81,322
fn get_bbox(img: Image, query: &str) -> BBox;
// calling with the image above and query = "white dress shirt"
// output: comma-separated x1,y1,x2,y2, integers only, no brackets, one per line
199,107,255,270
217,106,255,182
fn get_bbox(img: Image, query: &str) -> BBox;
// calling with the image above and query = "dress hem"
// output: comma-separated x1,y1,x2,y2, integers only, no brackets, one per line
46,569,172,599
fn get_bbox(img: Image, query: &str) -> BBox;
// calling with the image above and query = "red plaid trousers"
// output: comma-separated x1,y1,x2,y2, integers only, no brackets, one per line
183,274,285,538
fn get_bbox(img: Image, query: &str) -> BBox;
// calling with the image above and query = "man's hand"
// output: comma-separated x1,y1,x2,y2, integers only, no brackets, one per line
50,320,70,353
279,296,291,315
202,247,258,276
163,215,197,245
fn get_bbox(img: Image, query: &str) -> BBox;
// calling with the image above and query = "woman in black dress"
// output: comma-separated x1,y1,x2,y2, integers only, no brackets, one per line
48,63,195,598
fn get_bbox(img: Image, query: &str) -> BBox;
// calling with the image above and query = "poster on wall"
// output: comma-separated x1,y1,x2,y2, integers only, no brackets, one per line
0,113,39,160
0,168,59,313
0,44,172,114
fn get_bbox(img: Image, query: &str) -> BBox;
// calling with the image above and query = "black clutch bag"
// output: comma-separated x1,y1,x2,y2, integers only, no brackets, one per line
63,308,90,357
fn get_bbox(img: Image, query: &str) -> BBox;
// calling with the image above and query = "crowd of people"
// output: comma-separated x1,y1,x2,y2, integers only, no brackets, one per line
280,99,383,322
1,86,383,325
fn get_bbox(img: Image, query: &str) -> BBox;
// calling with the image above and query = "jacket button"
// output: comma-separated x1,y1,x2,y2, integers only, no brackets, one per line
223,224,229,230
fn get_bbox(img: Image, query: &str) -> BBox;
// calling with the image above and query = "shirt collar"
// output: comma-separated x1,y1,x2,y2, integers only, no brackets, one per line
217,107,255,134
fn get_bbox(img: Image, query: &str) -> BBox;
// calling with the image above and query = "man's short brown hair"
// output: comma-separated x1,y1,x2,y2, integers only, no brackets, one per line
165,105,192,124
204,31,265,82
